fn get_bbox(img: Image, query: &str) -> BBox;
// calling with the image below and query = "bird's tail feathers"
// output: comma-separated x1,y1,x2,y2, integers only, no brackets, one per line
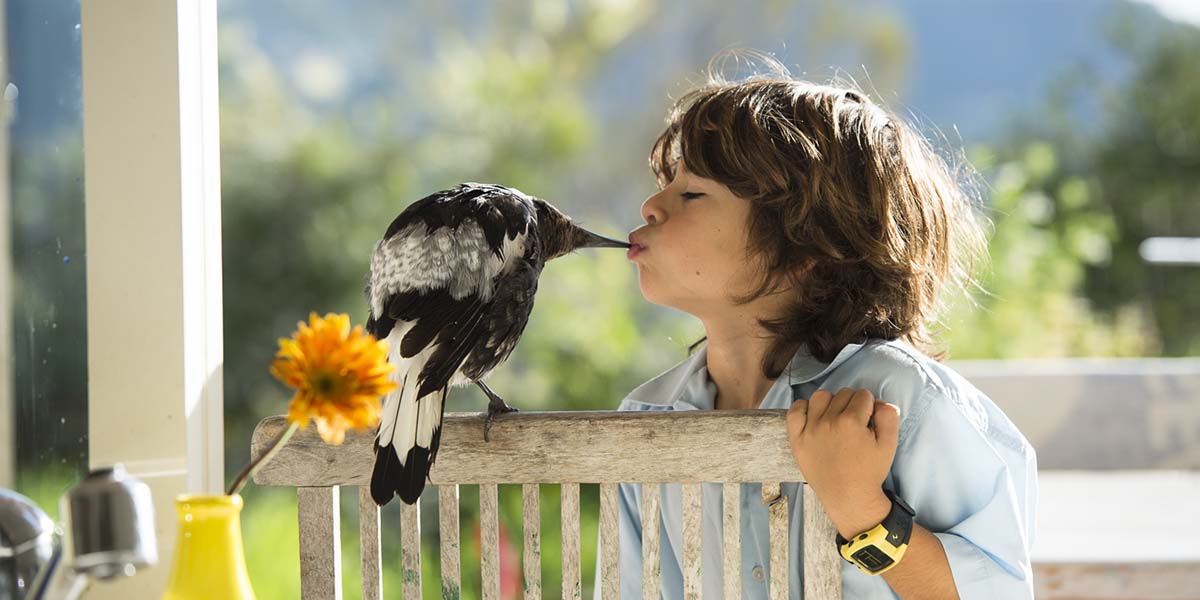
371,368,447,506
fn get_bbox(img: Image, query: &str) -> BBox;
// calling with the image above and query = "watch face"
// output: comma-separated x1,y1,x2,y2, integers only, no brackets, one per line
852,546,895,572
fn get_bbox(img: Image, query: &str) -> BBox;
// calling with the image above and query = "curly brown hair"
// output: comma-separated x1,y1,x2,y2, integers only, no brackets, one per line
651,53,989,379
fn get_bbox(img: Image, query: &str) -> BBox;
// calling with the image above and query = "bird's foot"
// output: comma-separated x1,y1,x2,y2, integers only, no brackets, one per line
483,400,519,443
477,379,518,442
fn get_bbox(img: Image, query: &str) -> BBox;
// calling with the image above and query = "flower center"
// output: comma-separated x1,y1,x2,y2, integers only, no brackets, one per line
311,371,344,397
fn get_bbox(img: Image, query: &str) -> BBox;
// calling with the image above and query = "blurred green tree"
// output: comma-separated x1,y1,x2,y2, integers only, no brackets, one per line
938,141,1155,358
1083,21,1200,355
938,17,1200,358
219,3,686,598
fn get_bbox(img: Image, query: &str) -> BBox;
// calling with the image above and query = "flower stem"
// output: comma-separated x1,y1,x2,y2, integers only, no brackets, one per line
227,421,301,496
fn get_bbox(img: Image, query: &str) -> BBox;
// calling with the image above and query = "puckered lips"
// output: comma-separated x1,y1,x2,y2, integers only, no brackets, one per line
627,231,649,261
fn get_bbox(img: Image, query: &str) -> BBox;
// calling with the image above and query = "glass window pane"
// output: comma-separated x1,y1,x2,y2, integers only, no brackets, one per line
3,0,87,512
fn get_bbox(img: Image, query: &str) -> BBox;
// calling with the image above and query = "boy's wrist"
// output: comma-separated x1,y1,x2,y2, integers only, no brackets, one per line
829,491,893,540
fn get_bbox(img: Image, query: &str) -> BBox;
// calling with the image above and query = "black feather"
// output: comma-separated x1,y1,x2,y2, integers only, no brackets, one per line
416,297,489,398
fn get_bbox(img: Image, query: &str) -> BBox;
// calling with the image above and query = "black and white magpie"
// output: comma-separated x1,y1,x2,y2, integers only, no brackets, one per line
366,182,630,506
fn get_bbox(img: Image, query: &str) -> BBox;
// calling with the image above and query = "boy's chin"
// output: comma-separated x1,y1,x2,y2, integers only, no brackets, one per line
638,281,694,315
637,278,669,307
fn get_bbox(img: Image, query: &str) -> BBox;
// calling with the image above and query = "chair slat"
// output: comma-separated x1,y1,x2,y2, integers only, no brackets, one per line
481,483,500,600
298,486,342,600
561,482,581,600
803,485,843,599
400,498,421,600
438,485,462,600
599,483,619,598
640,483,661,600
682,482,702,600
722,482,741,598
358,488,382,600
522,483,542,600
762,482,788,600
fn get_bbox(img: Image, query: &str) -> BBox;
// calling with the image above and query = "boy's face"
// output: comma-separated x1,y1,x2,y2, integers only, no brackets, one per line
629,159,770,318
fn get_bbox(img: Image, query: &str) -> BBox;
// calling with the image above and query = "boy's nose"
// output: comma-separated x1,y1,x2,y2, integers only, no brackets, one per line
641,194,664,225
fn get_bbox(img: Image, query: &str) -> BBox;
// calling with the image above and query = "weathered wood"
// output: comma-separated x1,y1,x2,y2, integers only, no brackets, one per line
438,485,462,600
599,483,619,599
298,486,342,600
803,485,842,599
762,482,788,600
251,411,808,486
722,482,741,598
561,483,581,600
357,488,382,600
481,483,500,600
682,483,702,600
400,499,421,600
522,484,542,600
641,483,661,600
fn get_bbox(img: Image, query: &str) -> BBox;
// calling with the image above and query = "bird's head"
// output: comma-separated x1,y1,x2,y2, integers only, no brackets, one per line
532,197,631,260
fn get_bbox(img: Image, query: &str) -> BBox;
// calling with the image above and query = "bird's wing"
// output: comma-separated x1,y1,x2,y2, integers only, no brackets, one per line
460,255,540,381
366,183,535,330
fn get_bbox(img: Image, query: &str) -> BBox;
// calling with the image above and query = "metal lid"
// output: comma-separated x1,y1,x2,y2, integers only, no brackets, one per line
60,464,157,580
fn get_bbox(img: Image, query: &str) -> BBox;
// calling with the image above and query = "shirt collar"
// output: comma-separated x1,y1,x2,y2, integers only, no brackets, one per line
664,339,870,412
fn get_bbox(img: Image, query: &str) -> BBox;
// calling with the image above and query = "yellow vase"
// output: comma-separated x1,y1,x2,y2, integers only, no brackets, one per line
161,493,256,599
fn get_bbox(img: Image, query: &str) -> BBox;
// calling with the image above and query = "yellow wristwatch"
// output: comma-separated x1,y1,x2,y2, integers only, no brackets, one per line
835,487,915,575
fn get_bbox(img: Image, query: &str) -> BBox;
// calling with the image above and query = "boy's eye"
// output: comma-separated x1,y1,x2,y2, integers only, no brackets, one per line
681,192,704,201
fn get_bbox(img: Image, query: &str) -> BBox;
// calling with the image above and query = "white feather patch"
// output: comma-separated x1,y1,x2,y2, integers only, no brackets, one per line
376,322,415,446
376,321,448,464
368,219,528,317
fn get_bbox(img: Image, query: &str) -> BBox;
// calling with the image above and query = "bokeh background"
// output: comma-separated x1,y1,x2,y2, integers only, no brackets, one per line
6,0,1199,597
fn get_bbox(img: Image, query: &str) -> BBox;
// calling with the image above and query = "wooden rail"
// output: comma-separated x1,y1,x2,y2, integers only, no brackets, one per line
251,409,843,599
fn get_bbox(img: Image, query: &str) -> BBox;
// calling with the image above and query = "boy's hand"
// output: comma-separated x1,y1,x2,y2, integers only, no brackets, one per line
786,388,901,538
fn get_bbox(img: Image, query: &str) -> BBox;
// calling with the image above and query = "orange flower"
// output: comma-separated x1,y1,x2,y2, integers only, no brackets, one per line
269,312,398,445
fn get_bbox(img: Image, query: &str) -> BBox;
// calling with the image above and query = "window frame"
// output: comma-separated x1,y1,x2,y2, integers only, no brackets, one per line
80,1,223,597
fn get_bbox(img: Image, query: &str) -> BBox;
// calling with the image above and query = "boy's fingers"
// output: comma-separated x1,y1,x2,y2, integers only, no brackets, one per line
787,398,809,434
808,389,833,422
823,387,855,419
872,401,901,447
848,389,876,424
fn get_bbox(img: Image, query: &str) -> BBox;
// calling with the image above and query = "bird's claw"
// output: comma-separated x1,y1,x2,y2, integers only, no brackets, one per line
483,404,519,442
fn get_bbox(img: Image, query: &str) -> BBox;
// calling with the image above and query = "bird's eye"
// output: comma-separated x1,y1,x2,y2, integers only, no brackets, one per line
681,192,704,201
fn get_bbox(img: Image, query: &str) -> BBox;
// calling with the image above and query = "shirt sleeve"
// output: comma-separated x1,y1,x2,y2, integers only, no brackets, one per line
892,383,1039,599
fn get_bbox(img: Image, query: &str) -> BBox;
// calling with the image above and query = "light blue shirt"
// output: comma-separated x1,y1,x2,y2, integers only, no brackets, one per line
593,338,1037,599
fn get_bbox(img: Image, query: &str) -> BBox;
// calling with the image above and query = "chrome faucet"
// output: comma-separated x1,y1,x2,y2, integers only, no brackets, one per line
1,464,157,599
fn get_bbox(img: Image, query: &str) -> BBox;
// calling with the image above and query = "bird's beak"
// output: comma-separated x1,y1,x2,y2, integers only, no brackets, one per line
574,226,632,249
